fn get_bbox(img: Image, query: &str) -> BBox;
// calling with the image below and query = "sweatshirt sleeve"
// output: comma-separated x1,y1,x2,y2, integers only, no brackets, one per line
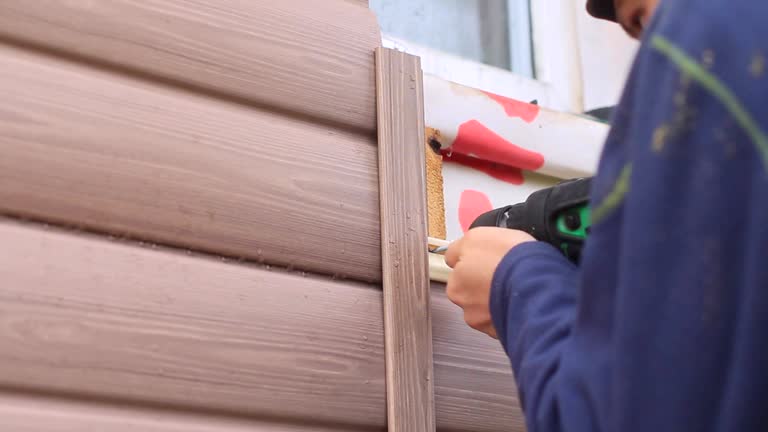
487,2,768,432
489,241,579,429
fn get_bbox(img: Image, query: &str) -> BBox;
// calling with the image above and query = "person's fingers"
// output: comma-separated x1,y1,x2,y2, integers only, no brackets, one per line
444,236,464,268
445,261,464,305
465,309,498,339
464,310,483,332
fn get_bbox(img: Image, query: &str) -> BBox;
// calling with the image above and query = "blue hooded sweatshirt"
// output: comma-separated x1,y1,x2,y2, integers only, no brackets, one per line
489,1,768,431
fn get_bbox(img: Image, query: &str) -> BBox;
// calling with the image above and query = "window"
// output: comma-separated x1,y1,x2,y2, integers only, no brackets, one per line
370,0,533,77
372,0,586,114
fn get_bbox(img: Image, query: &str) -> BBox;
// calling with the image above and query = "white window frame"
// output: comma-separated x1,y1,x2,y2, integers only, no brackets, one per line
380,0,584,113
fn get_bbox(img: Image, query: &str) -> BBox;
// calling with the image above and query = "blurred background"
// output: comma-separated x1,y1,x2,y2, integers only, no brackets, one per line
371,0,639,117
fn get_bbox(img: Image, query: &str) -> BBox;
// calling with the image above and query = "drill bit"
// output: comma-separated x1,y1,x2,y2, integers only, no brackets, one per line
429,245,448,255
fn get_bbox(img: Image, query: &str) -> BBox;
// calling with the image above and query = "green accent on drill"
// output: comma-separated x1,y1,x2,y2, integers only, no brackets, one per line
651,35,768,171
556,204,591,239
591,163,632,225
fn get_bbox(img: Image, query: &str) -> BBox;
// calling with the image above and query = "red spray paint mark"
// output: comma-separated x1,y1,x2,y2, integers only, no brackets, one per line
458,189,494,233
482,91,540,123
441,120,545,184
452,120,545,169
443,152,526,184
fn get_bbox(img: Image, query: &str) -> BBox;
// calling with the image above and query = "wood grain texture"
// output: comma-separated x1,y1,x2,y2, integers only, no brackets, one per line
0,42,382,282
0,220,520,431
431,283,526,432
0,392,367,432
0,220,386,428
0,0,381,132
375,48,436,431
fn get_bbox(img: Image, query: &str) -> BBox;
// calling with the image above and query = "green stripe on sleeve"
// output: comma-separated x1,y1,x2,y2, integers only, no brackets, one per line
651,35,768,171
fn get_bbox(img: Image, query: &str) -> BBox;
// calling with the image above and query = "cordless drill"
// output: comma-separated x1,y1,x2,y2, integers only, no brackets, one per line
470,177,592,264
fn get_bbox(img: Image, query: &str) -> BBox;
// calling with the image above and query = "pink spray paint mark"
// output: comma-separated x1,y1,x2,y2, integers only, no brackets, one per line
442,120,545,185
458,189,494,233
481,91,540,123
442,152,527,184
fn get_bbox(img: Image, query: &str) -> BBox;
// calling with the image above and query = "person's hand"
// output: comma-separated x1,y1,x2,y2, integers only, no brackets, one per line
444,227,536,338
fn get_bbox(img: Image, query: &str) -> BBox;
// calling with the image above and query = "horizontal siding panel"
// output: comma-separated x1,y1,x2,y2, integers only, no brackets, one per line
0,392,364,432
0,43,382,282
0,0,380,132
432,283,525,432
0,220,522,431
0,220,386,427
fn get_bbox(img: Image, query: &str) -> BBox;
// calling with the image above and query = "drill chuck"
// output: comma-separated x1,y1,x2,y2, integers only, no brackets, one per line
469,177,593,263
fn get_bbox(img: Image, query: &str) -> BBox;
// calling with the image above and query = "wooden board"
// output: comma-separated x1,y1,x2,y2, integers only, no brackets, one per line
0,219,387,428
0,42,382,283
0,391,365,432
375,48,436,432
0,0,380,132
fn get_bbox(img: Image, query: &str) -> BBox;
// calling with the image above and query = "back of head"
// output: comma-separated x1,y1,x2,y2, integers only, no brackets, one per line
586,0,617,21
586,0,661,39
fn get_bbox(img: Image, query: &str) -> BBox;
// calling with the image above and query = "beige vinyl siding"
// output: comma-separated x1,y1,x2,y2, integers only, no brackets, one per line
0,391,366,432
0,220,523,431
0,0,380,132
0,42,382,283
0,220,386,427
0,0,526,430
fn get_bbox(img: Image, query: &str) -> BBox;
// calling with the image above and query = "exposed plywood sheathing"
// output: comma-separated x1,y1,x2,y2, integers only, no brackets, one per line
375,47,436,432
425,127,446,239
0,0,381,132
0,42,383,283
0,220,522,431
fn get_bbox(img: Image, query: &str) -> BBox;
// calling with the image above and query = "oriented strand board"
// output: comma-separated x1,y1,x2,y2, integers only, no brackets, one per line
0,220,520,431
0,392,365,432
0,42,382,282
425,127,446,239
0,220,386,428
375,48,436,431
0,0,380,132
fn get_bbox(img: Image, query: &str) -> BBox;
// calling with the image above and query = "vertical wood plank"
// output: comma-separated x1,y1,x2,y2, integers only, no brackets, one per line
375,47,436,431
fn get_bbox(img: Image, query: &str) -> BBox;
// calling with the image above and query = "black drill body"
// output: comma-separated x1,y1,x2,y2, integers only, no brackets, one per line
469,177,593,263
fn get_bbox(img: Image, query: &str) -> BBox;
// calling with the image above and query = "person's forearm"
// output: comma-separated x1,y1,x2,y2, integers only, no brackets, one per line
490,241,579,431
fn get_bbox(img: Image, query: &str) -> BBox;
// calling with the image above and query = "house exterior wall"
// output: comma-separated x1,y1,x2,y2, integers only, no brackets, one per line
575,9,639,111
0,0,525,431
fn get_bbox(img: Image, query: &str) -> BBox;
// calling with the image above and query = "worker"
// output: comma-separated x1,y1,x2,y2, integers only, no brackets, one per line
444,0,768,431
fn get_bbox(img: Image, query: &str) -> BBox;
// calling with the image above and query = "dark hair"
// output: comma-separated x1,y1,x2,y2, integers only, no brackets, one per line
586,0,617,21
